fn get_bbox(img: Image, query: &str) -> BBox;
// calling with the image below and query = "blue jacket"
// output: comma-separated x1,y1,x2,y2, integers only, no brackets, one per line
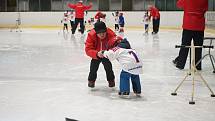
119,15,124,25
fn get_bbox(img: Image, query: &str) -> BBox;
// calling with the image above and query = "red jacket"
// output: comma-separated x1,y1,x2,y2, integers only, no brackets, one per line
177,0,208,31
149,6,160,19
85,28,117,59
68,2,92,18
95,11,106,19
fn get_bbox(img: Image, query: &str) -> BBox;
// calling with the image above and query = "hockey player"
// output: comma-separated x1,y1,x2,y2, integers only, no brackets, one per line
102,38,143,96
119,12,125,33
68,0,92,34
143,10,150,34
112,11,119,32
61,12,69,32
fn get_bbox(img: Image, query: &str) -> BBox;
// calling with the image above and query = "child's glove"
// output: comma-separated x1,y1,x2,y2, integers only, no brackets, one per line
101,50,105,54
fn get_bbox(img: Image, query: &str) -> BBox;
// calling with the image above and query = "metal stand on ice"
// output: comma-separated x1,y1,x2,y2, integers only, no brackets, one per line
171,40,215,104
196,37,215,73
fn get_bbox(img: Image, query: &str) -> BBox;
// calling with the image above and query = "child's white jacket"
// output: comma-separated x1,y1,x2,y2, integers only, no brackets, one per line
103,47,143,75
62,16,69,24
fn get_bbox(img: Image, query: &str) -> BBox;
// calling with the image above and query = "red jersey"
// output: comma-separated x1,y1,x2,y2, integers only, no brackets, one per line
149,6,160,19
85,28,117,59
177,0,208,31
95,11,105,19
68,2,92,19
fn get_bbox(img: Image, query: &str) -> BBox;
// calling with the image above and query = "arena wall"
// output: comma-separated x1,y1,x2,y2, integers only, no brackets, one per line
0,11,183,29
0,11,214,30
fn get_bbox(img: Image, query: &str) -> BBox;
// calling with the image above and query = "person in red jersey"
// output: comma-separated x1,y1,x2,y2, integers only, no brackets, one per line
68,0,92,34
94,11,106,23
85,21,121,88
173,0,208,70
148,5,160,34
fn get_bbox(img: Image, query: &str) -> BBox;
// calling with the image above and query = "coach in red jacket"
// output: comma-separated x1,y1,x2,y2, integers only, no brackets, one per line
148,5,160,34
68,0,92,34
85,21,120,88
173,0,208,70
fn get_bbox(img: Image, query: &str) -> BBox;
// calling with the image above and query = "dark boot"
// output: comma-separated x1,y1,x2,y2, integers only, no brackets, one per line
108,80,115,87
118,92,129,95
88,80,95,88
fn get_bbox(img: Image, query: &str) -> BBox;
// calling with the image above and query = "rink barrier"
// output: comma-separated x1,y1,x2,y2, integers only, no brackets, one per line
0,25,215,34
0,25,214,34
0,11,214,34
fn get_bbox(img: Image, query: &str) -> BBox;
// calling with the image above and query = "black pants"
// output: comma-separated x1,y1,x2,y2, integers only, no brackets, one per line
152,18,160,33
70,20,75,31
72,18,85,34
63,24,68,30
115,24,119,31
88,58,115,82
175,29,204,69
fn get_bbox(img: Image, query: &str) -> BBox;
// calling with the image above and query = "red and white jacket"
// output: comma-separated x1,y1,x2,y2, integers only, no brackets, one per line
103,47,143,75
94,11,106,23
177,0,208,31
85,28,117,59
68,2,92,19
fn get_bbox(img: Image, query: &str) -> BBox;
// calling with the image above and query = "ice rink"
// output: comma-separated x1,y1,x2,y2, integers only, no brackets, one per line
0,28,215,121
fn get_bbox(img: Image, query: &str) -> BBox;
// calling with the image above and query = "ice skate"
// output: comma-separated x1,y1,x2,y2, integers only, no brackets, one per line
108,80,115,88
88,80,95,88
118,92,130,99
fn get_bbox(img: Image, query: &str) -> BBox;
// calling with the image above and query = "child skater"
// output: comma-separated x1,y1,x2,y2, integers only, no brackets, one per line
143,10,150,34
112,11,120,32
61,12,69,32
102,38,143,97
119,12,125,33
69,10,75,32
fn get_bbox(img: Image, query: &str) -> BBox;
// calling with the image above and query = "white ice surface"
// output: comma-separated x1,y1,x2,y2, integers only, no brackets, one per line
0,29,215,121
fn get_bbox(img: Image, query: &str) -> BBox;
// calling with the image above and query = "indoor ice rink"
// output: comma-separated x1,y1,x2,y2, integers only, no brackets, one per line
0,0,215,121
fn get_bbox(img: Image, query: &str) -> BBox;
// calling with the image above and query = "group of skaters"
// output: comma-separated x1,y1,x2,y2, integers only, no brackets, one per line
62,0,143,98
61,11,125,34
61,0,92,34
64,0,207,98
62,0,160,36
111,11,125,33
143,5,160,34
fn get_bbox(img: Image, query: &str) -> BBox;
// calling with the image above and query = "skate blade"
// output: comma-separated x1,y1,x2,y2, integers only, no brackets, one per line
135,94,142,98
88,87,98,91
119,95,131,99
